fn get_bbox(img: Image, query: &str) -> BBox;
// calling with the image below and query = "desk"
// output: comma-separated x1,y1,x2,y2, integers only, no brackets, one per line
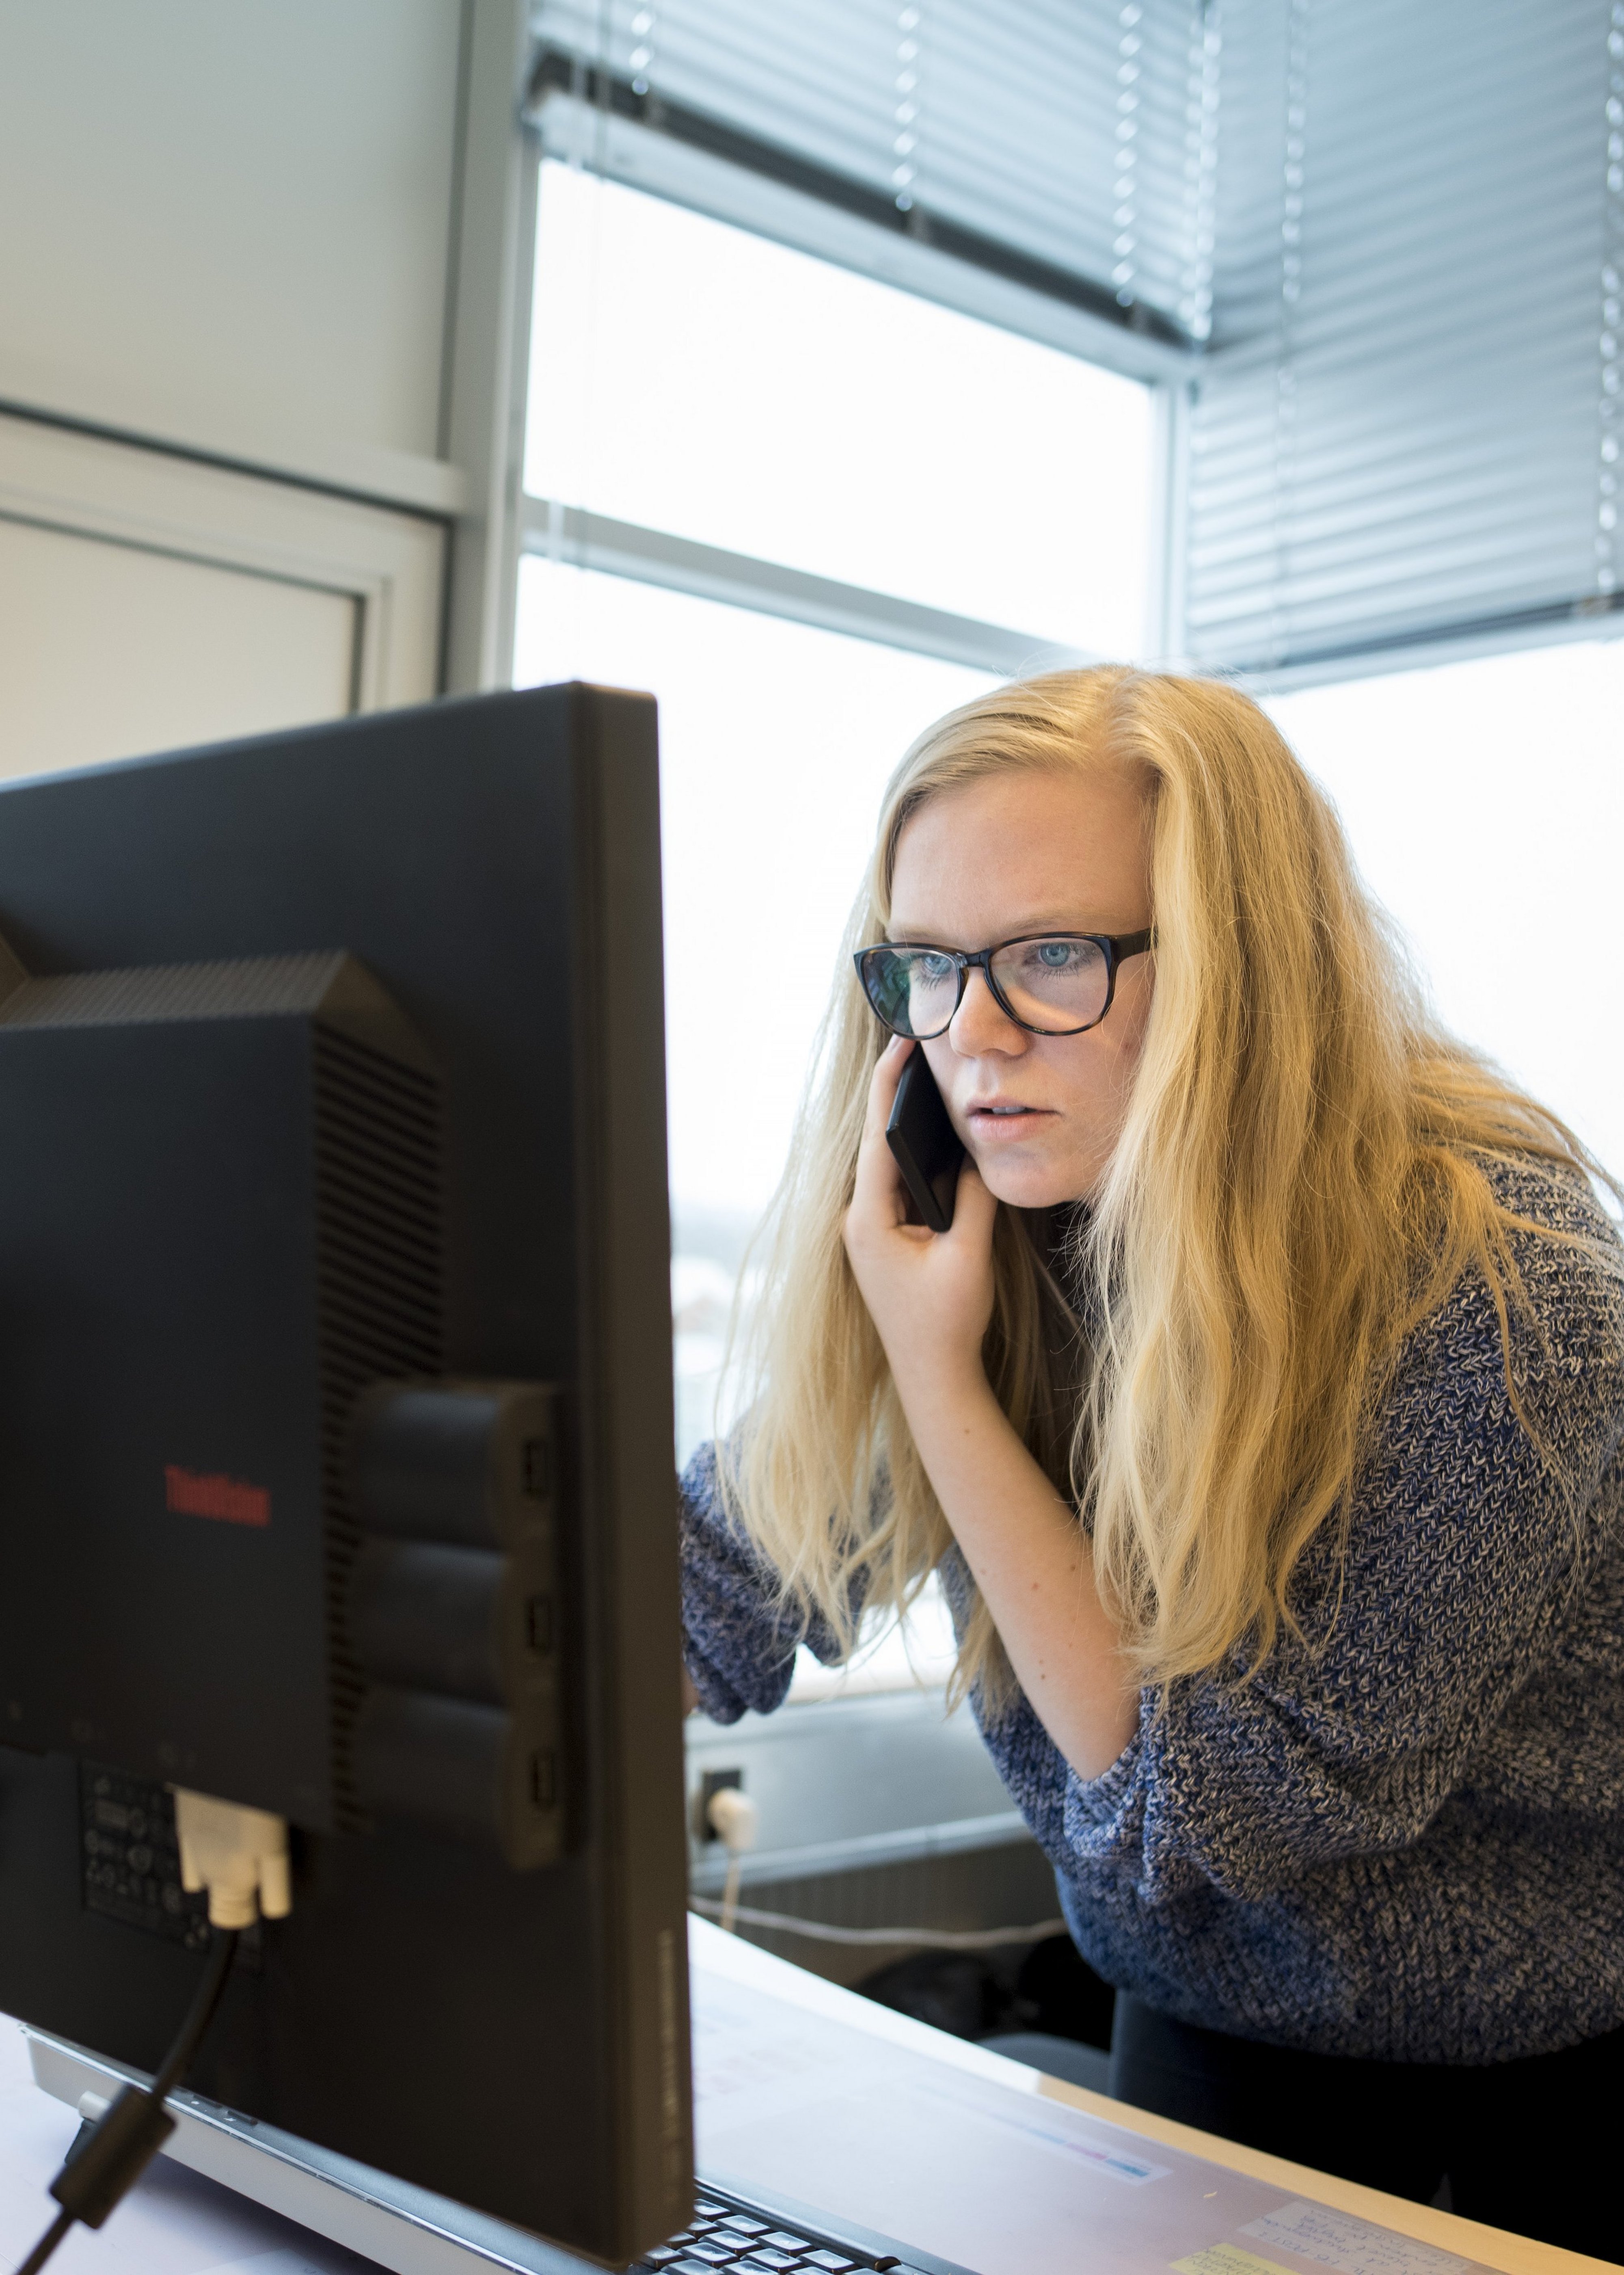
0,1924,1606,2275
688,1923,1609,2275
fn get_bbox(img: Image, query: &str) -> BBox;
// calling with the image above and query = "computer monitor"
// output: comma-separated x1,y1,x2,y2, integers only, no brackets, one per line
0,684,692,2267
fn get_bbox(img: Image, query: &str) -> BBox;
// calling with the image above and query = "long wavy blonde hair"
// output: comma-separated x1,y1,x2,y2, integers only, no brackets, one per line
719,666,1604,1702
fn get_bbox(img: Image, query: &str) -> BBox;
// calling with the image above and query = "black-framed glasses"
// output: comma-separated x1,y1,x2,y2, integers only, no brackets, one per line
854,928,1153,1040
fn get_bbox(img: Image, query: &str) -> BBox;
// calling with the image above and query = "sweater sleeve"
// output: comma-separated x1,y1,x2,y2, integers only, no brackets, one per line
1059,1197,1624,1906
678,1439,847,1723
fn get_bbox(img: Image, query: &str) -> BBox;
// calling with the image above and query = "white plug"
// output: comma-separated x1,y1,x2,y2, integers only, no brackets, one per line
173,1789,292,1929
705,1785,760,1854
705,1784,759,1935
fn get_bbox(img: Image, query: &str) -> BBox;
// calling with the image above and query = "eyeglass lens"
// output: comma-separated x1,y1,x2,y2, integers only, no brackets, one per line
864,938,1111,1038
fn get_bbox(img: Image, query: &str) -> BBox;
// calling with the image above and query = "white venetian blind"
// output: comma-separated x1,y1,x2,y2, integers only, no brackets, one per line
1183,0,1623,676
527,0,1223,351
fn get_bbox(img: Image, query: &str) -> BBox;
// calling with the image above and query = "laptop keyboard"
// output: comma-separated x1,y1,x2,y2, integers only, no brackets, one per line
637,2188,903,2273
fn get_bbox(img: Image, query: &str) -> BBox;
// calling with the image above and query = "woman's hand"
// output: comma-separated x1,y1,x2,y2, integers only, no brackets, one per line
842,1040,1138,1781
842,1038,998,1399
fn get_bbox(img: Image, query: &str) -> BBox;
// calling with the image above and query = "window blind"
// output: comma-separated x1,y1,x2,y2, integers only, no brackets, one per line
527,0,1222,357
527,0,1621,681
1182,0,1624,678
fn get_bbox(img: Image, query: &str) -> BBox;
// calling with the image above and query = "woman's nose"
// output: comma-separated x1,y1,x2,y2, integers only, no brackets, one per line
948,966,1026,1055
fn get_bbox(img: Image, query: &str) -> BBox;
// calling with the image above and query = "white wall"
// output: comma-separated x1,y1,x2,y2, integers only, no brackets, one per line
0,0,469,510
0,1,535,707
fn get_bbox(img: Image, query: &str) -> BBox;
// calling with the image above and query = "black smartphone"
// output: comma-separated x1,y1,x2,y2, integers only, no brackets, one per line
885,1049,966,1234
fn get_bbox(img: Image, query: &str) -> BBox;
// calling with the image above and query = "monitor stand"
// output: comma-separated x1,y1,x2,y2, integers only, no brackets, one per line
27,2029,597,2275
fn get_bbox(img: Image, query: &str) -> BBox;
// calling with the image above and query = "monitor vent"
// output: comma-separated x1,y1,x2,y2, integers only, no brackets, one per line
0,952,352,1028
313,1025,444,1829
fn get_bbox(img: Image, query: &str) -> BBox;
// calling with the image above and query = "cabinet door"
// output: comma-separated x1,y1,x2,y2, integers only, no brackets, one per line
0,415,444,781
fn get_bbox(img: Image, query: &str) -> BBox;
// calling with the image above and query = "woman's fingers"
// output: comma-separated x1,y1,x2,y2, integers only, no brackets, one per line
945,1151,997,1248
849,1036,914,1229
866,1032,913,1131
843,1042,999,1377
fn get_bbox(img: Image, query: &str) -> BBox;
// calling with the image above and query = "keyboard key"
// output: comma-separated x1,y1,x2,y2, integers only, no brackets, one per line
807,2257,857,2271
762,2240,808,2255
721,2219,771,2237
684,2251,740,2267
745,2252,799,2269
696,2201,731,2217
735,2260,802,2274
661,2262,721,2275
644,2253,685,2266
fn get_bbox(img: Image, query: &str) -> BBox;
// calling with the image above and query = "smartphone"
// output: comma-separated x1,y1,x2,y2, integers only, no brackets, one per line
885,1049,966,1234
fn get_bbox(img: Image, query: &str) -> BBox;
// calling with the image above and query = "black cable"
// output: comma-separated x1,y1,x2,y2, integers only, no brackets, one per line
12,2210,71,2275
12,1928,240,2275
149,1928,239,2102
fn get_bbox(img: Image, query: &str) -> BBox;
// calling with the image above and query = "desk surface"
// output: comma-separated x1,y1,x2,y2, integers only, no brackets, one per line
0,1927,1607,2275
688,1921,1607,2275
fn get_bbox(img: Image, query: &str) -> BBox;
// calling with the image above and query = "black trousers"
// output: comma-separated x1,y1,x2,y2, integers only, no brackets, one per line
1110,1994,1622,2264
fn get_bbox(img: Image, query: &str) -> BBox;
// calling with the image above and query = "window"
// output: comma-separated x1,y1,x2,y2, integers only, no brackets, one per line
1267,637,1624,1187
514,561,996,1462
516,158,1159,1480
526,163,1155,648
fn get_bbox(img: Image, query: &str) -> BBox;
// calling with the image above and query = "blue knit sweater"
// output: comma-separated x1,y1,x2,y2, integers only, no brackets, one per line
679,1160,1624,2065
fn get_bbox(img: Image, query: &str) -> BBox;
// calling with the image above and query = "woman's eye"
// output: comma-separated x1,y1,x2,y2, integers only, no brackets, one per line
915,954,955,985
1034,941,1078,968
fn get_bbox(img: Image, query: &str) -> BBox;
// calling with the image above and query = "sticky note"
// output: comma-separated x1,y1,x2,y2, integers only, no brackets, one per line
1174,2248,1300,2275
1241,2201,1468,2275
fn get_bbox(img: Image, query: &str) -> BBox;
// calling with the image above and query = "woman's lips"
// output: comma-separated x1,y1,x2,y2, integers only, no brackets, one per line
965,1104,1054,1141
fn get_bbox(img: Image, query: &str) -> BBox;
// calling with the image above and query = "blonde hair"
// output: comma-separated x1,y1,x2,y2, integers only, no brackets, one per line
720,667,1607,1702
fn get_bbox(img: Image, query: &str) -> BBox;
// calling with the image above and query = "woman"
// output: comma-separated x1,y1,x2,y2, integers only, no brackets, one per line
679,668,1624,2256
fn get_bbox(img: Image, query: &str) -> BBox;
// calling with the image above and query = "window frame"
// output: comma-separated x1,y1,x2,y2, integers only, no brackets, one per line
508,154,1190,678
